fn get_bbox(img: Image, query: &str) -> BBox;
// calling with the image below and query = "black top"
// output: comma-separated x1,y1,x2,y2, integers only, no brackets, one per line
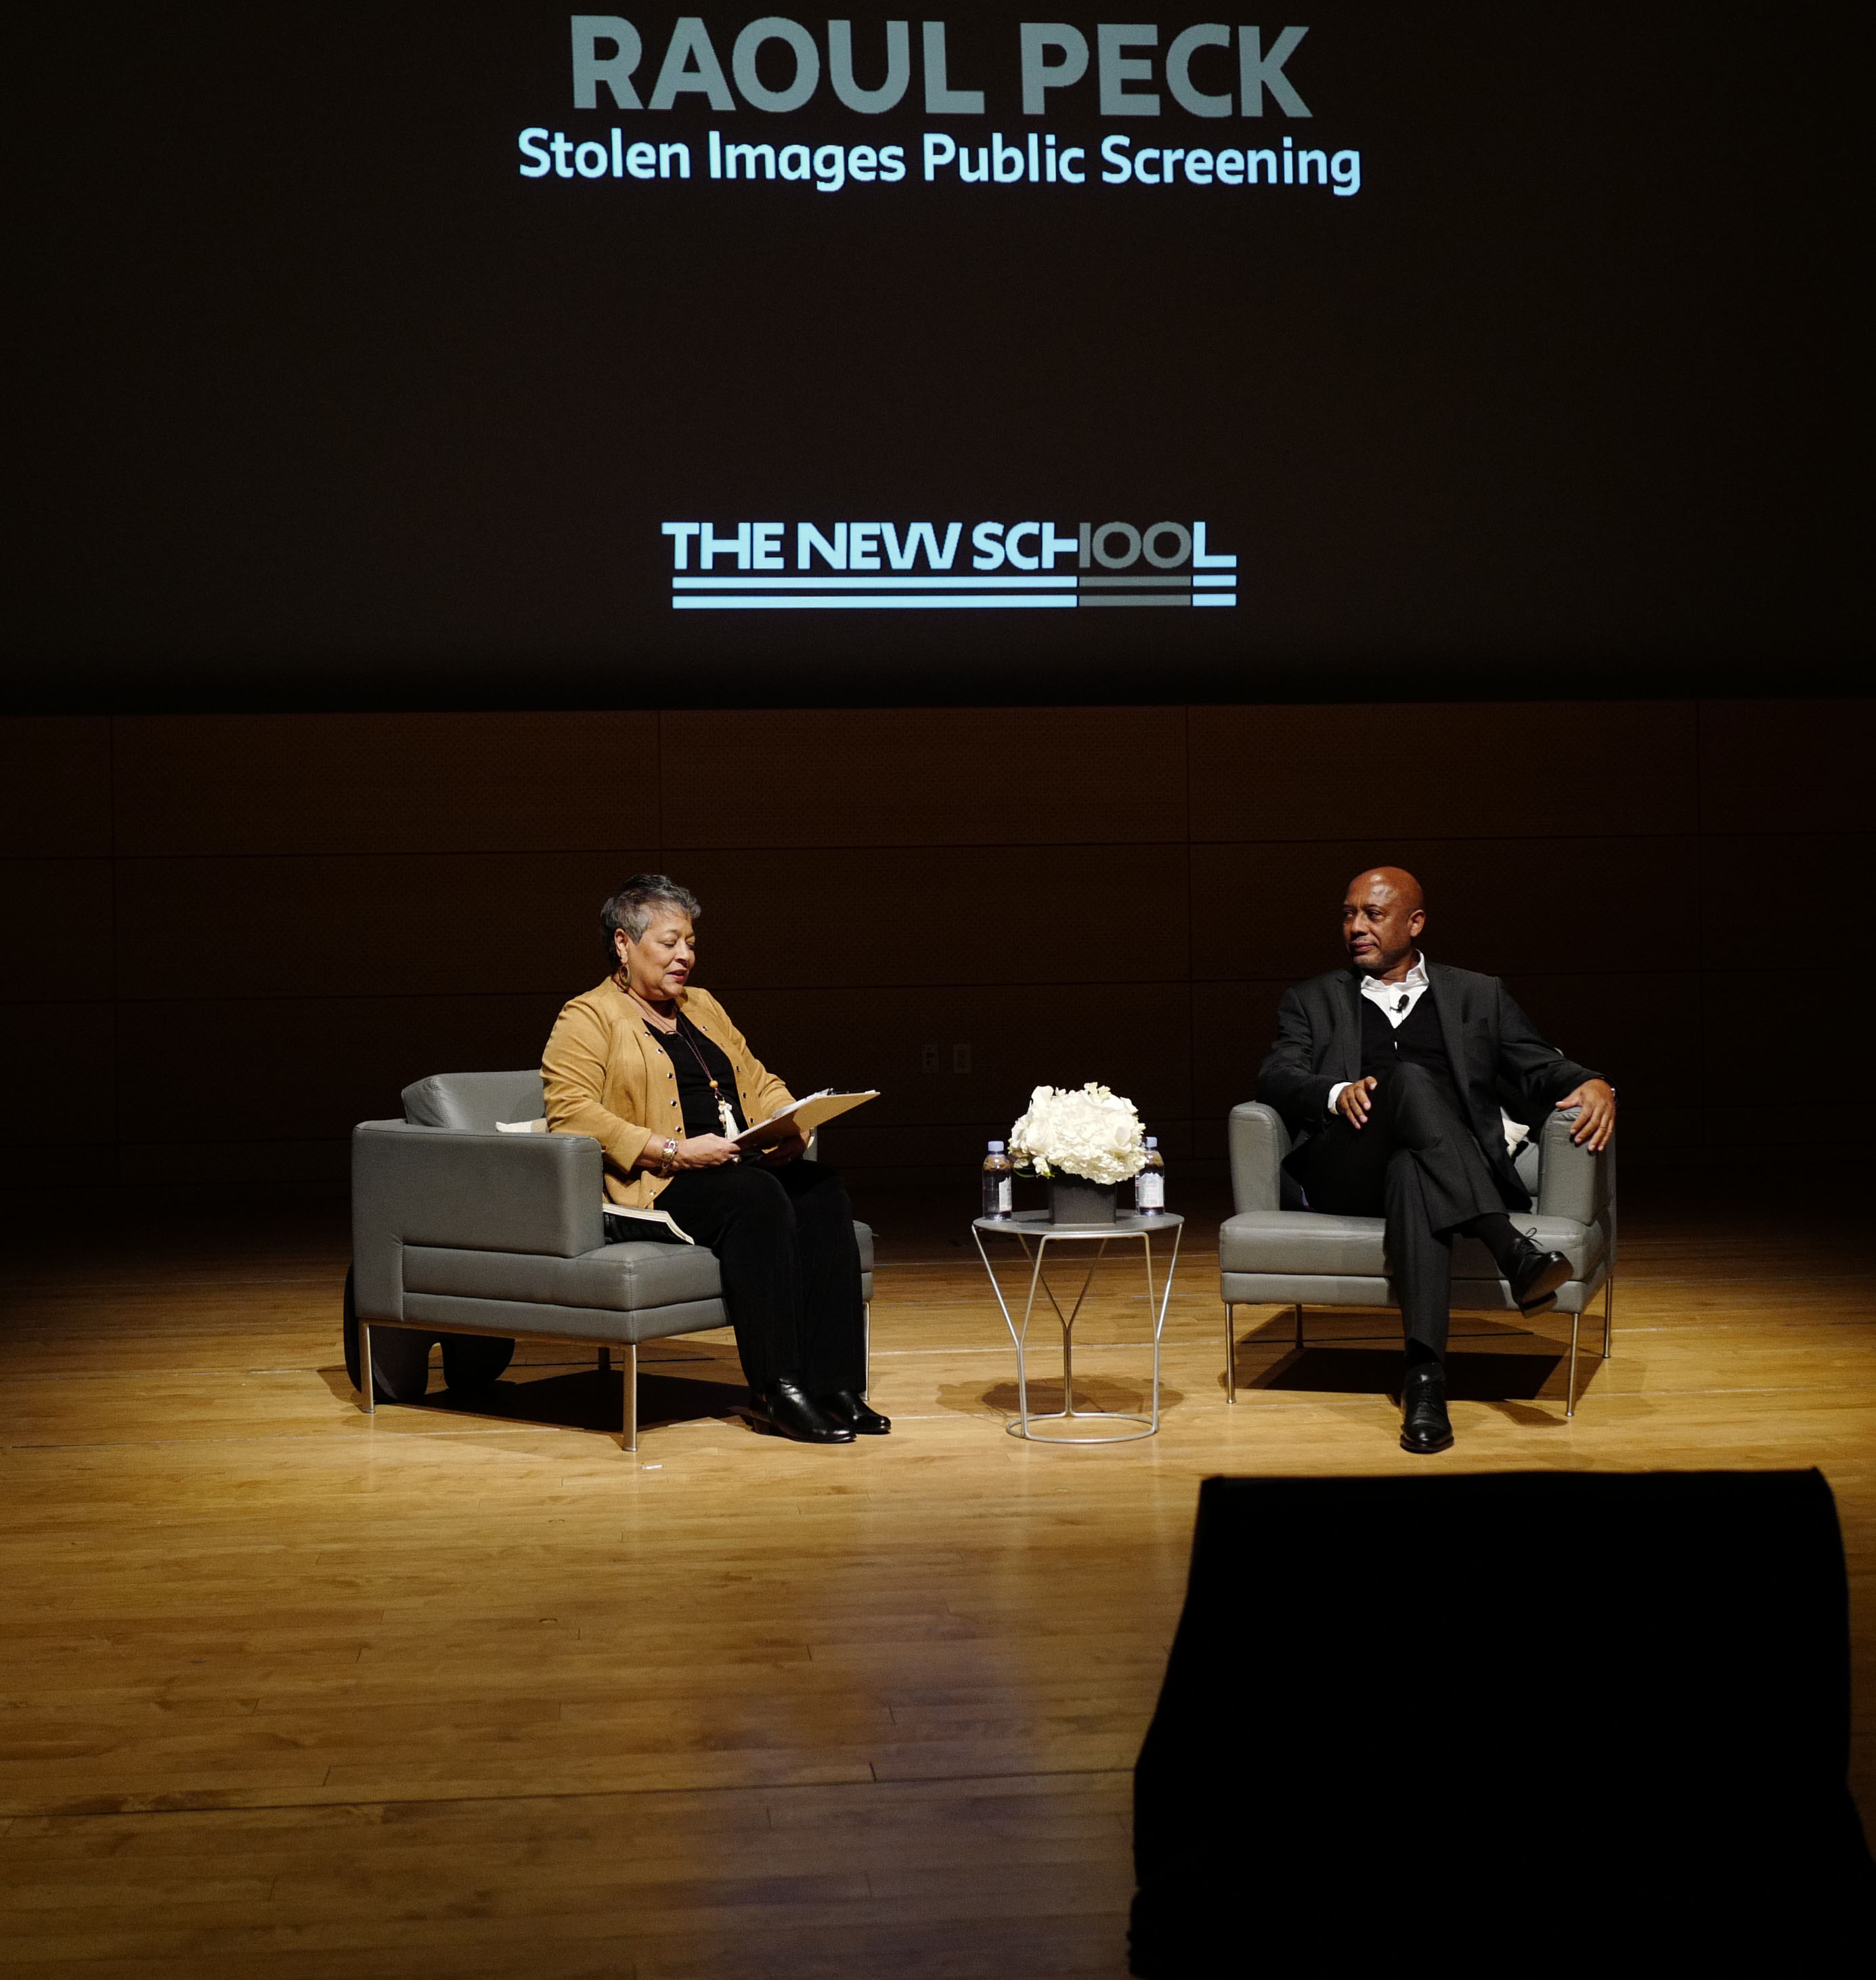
646,1016,746,1138
1358,990,1458,1086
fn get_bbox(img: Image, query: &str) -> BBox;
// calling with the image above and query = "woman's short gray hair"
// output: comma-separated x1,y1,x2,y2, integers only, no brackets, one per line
601,875,701,958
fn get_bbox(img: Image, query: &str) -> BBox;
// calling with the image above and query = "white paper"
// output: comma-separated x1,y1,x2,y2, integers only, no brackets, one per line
601,1204,695,1245
729,1088,879,1150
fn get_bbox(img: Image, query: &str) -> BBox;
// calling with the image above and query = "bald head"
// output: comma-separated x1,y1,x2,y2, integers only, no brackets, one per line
1352,866,1423,914
1341,867,1426,978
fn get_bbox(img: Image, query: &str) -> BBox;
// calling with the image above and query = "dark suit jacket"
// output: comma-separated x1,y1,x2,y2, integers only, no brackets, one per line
1255,963,1601,1212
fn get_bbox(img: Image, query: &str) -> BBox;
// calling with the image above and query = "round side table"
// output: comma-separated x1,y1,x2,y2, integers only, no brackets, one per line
972,1210,1184,1443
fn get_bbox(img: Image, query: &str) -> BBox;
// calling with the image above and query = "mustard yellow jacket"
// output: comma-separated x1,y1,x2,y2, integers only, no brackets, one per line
541,977,796,1207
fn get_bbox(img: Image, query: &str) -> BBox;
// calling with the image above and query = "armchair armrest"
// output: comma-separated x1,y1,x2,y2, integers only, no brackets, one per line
351,1120,605,1323
1533,1106,1614,1228
1228,1102,1292,1215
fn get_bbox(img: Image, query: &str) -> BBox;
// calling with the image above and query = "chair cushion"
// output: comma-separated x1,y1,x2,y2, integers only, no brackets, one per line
403,1071,544,1132
400,1292,728,1347
1219,1210,1606,1280
403,1219,875,1312
404,1240,723,1312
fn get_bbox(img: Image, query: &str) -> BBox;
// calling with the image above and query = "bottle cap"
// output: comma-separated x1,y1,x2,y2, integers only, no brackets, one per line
987,1140,1005,1153
1145,1136,1158,1148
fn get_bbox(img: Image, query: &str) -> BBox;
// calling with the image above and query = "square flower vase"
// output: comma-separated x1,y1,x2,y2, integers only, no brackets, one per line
1048,1176,1119,1226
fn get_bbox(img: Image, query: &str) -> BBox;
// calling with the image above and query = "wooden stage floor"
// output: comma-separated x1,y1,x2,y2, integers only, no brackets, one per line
2,1177,1872,1976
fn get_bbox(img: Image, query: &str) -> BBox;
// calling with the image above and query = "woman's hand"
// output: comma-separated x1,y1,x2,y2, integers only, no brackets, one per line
754,1132,808,1167
668,1134,742,1169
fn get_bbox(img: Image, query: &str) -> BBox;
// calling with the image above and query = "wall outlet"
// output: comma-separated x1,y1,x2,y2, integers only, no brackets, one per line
951,1042,972,1074
921,1043,941,1074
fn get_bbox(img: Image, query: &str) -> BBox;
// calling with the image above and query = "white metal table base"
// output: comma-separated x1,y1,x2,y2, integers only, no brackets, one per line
972,1213,1184,1444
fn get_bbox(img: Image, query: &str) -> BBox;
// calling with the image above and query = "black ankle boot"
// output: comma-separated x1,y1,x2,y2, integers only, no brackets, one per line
817,1390,891,1434
752,1377,854,1444
1401,1363,1454,1455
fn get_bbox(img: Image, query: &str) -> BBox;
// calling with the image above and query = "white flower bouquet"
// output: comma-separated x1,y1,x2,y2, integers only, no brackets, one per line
1007,1083,1147,1185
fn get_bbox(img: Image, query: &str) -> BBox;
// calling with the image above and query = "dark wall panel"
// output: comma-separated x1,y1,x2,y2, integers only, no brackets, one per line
5,859,114,1001
723,983,1190,1135
1494,972,1698,1112
115,993,569,1146
112,712,663,855
1188,703,1699,841
1699,833,1869,970
1190,981,1290,1135
663,706,1189,848
112,850,655,999
3,698,1866,1187
0,718,112,858
0,1001,114,1188
1697,703,1866,836
674,842,1184,991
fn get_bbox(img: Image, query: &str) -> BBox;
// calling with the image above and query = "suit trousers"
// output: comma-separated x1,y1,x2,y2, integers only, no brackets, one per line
655,1157,867,1394
1295,1063,1508,1355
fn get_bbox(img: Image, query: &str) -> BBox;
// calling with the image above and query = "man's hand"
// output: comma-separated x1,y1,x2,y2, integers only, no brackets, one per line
670,1133,742,1169
754,1131,808,1168
1556,1079,1617,1152
1335,1076,1378,1129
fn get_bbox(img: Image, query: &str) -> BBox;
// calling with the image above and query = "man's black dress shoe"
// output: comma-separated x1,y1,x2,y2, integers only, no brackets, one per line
1400,1364,1455,1455
752,1378,854,1444
1507,1234,1572,1316
818,1390,892,1434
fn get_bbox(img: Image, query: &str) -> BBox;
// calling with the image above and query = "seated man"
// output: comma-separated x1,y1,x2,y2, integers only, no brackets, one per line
1257,867,1615,1454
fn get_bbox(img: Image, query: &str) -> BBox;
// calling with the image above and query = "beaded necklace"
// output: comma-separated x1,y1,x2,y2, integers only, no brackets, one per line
624,978,739,1139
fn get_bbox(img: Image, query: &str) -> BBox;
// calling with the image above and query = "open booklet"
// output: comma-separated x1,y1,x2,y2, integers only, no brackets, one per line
500,1088,878,1155
730,1089,879,1150
502,1092,878,1155
601,1092,879,1245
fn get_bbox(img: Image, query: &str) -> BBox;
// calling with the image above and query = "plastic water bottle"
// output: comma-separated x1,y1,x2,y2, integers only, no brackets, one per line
1135,1136,1166,1214
982,1140,1014,1219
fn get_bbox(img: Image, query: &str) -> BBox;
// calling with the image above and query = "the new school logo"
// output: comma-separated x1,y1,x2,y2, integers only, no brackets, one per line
660,518,1237,609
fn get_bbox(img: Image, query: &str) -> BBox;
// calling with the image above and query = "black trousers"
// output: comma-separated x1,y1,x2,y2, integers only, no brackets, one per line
1294,1063,1508,1356
656,1157,867,1394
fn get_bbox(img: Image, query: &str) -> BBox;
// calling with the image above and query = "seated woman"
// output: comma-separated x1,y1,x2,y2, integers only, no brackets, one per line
542,874,886,1446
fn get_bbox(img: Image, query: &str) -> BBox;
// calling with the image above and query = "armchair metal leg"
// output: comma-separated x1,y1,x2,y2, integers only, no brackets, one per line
1563,1270,1618,1420
1224,1304,1236,1404
358,1322,376,1415
621,1341,638,1453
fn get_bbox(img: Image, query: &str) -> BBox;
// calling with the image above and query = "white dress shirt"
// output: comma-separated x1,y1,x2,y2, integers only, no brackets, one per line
1327,951,1433,1113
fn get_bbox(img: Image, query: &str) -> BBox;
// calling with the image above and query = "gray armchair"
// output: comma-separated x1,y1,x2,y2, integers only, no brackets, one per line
348,1071,874,1451
1220,1102,1614,1415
